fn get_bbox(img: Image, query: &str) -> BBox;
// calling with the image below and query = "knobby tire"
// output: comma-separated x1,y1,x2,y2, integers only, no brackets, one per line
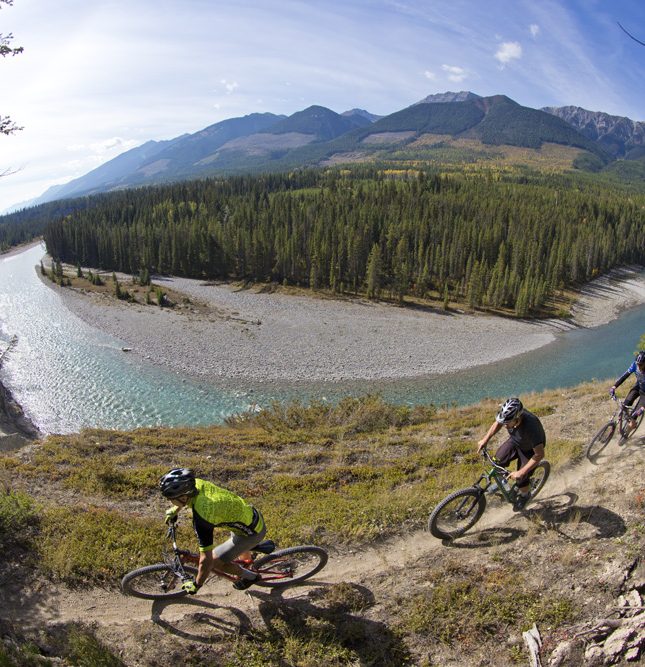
121,563,198,600
253,546,328,587
586,422,616,460
428,487,486,541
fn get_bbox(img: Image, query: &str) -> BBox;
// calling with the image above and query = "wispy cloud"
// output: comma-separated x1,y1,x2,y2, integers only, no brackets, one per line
424,70,437,80
67,137,139,155
220,79,239,94
90,137,139,154
441,64,468,82
530,24,540,38
495,41,522,65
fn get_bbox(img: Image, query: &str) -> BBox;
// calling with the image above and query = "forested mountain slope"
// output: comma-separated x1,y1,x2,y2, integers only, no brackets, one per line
16,93,622,209
42,168,645,317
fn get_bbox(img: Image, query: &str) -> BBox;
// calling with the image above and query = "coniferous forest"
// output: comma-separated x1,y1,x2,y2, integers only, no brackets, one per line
42,167,645,316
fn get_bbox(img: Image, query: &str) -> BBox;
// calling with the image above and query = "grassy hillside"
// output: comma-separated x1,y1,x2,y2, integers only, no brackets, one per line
2,379,644,664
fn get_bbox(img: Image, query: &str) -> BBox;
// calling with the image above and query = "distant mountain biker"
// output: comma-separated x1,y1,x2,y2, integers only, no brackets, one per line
477,397,546,511
159,468,267,593
609,350,645,430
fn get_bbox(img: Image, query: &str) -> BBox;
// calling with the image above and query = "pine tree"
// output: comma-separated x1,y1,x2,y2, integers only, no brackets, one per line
366,244,382,299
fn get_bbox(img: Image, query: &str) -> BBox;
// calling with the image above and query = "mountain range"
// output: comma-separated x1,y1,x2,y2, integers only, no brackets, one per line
25,92,645,208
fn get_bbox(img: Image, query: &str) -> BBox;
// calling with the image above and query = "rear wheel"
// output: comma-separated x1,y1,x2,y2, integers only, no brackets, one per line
121,563,197,600
619,405,644,439
428,488,486,540
253,546,328,587
586,422,616,460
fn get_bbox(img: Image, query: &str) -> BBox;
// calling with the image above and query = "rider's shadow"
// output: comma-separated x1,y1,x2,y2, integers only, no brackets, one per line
526,493,626,542
150,597,253,643
248,583,411,664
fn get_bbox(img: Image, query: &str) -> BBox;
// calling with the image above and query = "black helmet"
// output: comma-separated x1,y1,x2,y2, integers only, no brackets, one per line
496,397,523,425
636,351,645,367
159,468,197,499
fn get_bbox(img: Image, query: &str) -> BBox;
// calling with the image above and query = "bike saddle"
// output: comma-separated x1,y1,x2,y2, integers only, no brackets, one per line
252,540,276,554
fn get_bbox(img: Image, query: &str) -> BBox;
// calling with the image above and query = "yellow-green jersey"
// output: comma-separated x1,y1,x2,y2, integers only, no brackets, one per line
188,478,264,552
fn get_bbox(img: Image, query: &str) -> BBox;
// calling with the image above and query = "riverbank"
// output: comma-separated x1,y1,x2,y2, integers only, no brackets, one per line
0,338,40,446
48,262,645,385
52,275,556,383
569,265,645,328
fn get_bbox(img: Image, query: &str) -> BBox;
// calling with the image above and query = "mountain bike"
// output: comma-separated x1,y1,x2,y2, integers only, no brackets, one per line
586,394,644,460
427,446,550,541
121,522,328,600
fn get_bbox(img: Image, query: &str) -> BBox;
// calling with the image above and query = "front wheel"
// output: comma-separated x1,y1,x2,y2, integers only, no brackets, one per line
428,488,487,540
586,422,616,460
253,546,328,587
121,563,198,600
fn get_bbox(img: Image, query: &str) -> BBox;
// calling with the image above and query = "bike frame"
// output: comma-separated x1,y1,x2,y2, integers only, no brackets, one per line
611,392,643,421
164,522,297,586
608,393,621,424
476,447,516,503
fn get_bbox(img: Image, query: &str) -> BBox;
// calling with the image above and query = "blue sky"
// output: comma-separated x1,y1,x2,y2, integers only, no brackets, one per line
1,0,644,211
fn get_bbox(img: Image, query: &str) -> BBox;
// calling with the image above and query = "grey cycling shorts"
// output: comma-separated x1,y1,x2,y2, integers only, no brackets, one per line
213,522,267,563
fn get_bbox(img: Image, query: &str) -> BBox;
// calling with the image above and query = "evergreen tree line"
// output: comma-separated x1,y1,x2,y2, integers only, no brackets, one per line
42,168,645,316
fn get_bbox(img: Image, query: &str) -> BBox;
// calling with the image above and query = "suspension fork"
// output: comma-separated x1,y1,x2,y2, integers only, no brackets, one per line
167,523,193,581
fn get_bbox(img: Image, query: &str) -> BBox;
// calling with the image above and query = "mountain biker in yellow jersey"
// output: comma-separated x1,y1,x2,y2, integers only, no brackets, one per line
477,397,546,511
609,350,645,430
159,468,267,594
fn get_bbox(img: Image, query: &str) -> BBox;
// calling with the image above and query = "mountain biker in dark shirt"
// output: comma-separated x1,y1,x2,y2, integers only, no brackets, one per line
159,468,267,594
609,350,645,430
477,397,546,511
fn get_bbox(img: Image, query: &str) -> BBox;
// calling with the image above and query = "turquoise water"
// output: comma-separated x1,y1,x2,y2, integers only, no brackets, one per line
1,244,643,433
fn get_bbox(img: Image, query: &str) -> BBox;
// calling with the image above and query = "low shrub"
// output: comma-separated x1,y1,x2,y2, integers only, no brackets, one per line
0,489,38,549
38,506,168,584
403,561,576,647
227,394,436,436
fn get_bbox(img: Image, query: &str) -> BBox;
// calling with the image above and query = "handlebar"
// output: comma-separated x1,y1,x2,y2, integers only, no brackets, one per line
480,446,510,477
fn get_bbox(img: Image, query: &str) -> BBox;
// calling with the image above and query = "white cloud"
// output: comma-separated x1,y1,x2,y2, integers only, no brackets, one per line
530,24,540,38
220,78,239,94
424,69,436,80
441,64,468,82
495,41,522,65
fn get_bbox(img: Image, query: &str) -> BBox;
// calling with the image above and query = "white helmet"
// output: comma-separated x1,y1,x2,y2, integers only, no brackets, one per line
496,397,523,424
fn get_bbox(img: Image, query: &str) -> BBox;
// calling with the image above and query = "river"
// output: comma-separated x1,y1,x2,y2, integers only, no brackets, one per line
1,244,644,434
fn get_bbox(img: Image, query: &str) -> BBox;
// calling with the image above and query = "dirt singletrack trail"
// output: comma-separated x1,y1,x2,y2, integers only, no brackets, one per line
8,431,643,638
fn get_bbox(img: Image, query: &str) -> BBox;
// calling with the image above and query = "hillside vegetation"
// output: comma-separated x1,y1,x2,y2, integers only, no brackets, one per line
2,381,645,665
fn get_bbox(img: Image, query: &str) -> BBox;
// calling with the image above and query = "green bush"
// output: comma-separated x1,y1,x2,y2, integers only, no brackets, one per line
38,506,167,584
0,490,38,548
228,394,436,436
